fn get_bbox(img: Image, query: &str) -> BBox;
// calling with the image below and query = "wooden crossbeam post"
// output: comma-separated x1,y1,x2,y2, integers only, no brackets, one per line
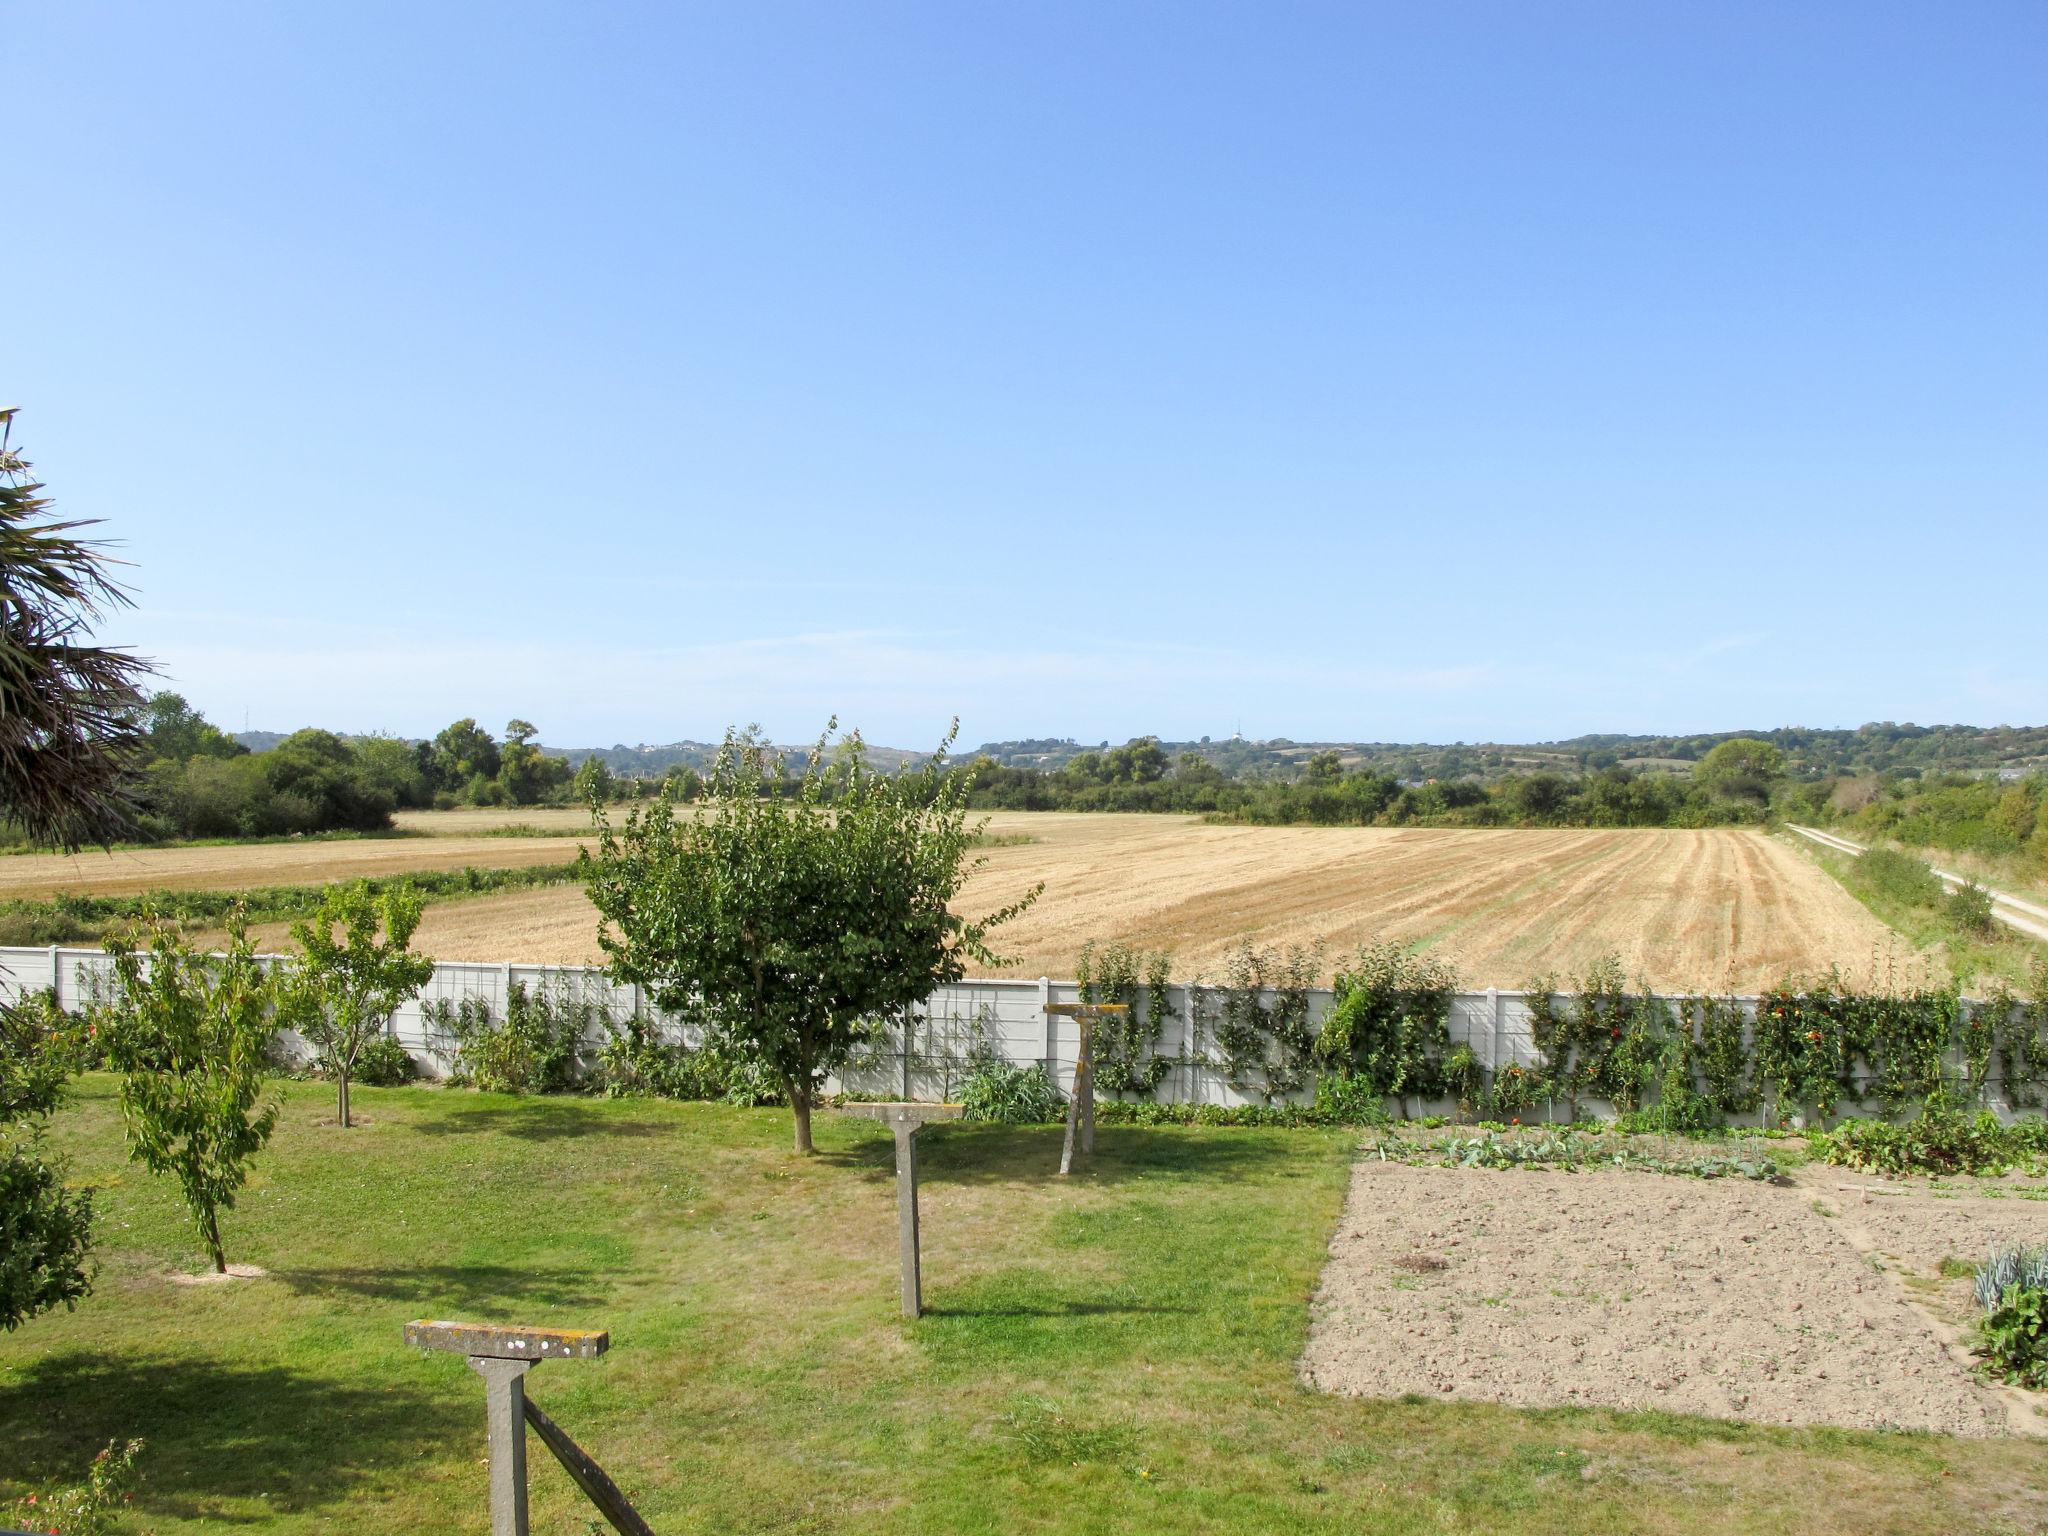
838,1102,965,1316
1045,1003,1128,1176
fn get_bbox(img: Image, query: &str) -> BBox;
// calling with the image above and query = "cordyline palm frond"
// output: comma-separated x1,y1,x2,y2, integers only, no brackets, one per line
0,409,155,848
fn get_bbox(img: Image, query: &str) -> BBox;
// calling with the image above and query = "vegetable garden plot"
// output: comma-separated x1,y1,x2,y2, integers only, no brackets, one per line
1301,1162,2020,1435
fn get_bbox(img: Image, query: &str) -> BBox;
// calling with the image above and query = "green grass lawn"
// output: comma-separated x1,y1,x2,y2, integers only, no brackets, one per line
4,1080,2044,1535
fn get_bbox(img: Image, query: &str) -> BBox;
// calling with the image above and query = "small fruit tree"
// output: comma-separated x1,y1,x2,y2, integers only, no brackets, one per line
280,881,434,1128
103,918,281,1274
583,722,1039,1153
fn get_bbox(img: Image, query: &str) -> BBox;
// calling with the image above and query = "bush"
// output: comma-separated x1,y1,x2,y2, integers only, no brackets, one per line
1851,846,1944,906
1975,1246,2048,1387
959,1057,1063,1124
429,979,602,1096
589,1015,785,1105
1947,880,1999,938
1810,1111,2048,1176
352,1033,416,1086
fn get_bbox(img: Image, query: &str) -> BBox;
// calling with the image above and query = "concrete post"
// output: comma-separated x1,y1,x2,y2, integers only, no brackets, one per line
836,1103,964,1318
406,1322,609,1536
893,1120,921,1317
470,1355,533,1536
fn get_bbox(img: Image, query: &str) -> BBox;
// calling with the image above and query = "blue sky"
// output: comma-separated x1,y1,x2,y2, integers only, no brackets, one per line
10,2,2044,750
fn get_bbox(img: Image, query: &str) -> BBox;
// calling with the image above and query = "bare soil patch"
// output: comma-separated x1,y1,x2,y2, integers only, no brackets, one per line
166,1263,268,1286
1302,1160,2018,1435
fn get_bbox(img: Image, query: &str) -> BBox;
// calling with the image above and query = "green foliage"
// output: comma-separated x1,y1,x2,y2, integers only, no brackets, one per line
1423,1129,1778,1180
5,1437,145,1536
583,721,1038,1152
0,1126,96,1331
1076,942,1176,1098
279,882,435,1127
1693,737,1786,805
1947,879,1999,938
1312,941,1458,1117
588,1014,785,1105
1478,1062,1550,1122
1974,1243,2048,1312
1203,940,1321,1102
101,918,281,1272
1809,1111,2048,1177
351,1033,416,1087
1688,994,1761,1117
0,413,156,849
1848,846,1944,906
428,978,603,1096
959,1056,1064,1124
1525,957,1671,1118
1976,1268,2048,1389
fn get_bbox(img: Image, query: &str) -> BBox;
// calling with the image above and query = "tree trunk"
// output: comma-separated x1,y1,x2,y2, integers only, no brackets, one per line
337,1070,352,1129
791,1086,813,1154
204,1206,227,1274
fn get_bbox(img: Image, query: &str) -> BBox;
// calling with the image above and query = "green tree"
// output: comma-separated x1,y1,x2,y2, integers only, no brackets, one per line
497,718,566,805
102,918,281,1274
1695,737,1786,805
1,998,95,1330
280,882,435,1128
427,718,500,792
583,722,1039,1152
0,409,156,847
139,691,245,764
573,754,617,803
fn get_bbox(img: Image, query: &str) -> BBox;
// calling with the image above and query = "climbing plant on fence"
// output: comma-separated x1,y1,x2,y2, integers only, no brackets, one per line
1076,941,1177,1098
1311,941,1458,1119
1525,958,1673,1119
1201,939,1322,1102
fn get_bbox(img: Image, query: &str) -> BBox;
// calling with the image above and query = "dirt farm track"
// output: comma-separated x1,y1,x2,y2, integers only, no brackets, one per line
3,809,1925,991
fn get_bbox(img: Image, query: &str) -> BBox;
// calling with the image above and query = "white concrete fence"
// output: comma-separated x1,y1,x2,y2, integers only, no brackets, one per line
2,944,2033,1120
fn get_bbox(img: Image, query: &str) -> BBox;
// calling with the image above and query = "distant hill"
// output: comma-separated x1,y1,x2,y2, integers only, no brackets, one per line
968,724,2048,783
230,722,2048,784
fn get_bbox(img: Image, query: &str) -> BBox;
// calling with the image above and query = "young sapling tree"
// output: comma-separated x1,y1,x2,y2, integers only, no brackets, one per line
103,917,280,1274
281,881,434,1127
583,721,1039,1153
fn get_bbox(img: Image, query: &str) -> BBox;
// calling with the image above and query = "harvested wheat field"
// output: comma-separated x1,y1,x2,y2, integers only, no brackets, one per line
204,813,1921,992
1300,1159,2039,1437
0,831,592,899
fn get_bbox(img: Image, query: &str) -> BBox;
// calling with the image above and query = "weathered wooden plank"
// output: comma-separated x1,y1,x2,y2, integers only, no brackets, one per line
406,1320,610,1360
1042,1002,1129,1016
524,1395,657,1536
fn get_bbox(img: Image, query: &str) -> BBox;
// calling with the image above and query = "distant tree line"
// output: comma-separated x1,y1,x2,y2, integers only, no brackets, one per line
959,736,1790,829
112,696,659,842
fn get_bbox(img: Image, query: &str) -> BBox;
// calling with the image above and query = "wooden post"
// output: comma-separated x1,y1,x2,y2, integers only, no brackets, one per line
1046,1003,1127,1176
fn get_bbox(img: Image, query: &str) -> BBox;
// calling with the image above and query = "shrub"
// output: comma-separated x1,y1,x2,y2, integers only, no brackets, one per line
1851,846,1944,906
959,1057,1063,1124
1975,1246,2048,1388
589,1014,785,1105
429,979,600,1096
1947,880,1999,939
5,1437,145,1536
352,1033,417,1087
1810,1111,2047,1177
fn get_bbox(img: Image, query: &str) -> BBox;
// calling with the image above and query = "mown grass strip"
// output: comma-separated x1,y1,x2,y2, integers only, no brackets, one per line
0,863,584,946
